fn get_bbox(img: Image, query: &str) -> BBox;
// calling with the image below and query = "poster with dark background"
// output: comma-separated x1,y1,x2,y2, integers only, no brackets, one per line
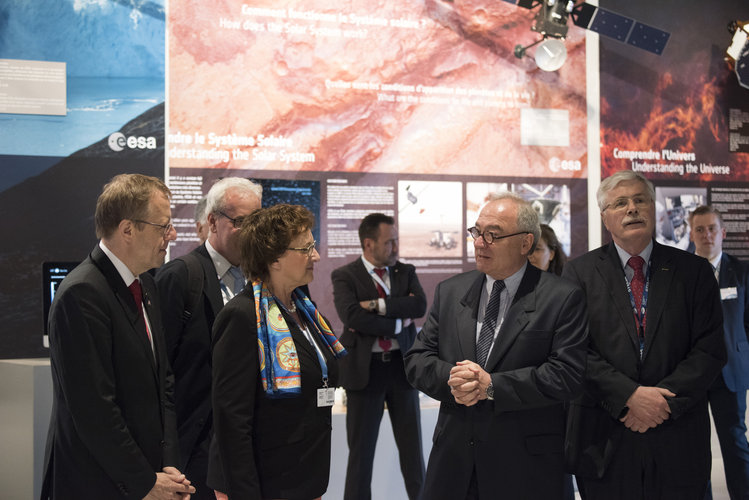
0,0,165,358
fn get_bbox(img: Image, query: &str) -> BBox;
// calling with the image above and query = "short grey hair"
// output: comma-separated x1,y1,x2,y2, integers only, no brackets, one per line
194,196,208,223
597,170,655,212
488,192,540,253
205,177,263,214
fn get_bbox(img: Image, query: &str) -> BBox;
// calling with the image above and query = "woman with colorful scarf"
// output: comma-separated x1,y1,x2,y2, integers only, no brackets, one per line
208,204,346,500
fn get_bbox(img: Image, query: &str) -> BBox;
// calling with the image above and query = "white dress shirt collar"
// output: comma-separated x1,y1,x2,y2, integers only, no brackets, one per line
613,239,654,274
205,240,232,279
99,240,137,286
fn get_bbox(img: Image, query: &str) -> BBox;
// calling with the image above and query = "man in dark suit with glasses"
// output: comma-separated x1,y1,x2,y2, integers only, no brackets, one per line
42,174,194,499
155,176,262,499
405,193,588,499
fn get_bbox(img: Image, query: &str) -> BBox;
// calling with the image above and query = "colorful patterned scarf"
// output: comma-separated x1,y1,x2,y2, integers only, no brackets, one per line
252,279,347,398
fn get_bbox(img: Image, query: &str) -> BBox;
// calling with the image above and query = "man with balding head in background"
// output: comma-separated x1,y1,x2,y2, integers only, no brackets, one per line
156,177,262,499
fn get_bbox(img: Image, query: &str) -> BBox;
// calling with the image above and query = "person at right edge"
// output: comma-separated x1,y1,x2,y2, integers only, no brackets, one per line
564,170,727,500
689,205,749,500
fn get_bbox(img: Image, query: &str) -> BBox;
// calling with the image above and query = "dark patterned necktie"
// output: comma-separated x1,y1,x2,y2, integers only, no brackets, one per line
476,280,504,367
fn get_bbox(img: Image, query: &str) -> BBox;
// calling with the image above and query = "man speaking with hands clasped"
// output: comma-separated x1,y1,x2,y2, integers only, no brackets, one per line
405,193,588,500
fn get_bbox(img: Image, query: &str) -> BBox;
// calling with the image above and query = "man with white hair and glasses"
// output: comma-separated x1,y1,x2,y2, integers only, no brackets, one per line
564,170,726,499
155,176,262,499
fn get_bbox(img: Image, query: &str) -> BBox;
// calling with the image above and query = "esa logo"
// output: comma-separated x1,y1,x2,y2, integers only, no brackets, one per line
108,132,157,152
549,157,582,173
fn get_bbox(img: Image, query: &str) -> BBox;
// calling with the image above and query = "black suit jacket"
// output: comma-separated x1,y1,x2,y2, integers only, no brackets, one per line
42,245,179,499
404,265,588,500
563,241,726,483
717,252,749,392
331,258,426,390
155,243,223,466
208,289,339,499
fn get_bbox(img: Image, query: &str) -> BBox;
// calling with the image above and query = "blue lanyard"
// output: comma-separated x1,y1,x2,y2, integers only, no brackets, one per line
624,262,651,360
277,299,329,385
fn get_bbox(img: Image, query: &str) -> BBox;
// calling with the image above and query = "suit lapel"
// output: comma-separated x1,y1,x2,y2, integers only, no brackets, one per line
353,259,380,297
389,263,412,298
484,266,538,370
90,246,158,374
197,245,224,314
720,254,736,288
642,242,673,358
139,276,161,373
457,272,485,362
597,243,641,352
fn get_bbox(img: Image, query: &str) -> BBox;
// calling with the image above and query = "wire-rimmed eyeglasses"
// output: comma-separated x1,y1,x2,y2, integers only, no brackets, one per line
602,196,651,213
134,219,174,238
287,240,317,256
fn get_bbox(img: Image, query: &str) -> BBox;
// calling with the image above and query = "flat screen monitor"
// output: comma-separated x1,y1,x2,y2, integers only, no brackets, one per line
42,261,79,347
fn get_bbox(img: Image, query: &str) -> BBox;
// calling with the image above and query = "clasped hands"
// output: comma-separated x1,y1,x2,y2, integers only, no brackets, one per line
448,360,492,406
620,385,676,433
143,466,195,500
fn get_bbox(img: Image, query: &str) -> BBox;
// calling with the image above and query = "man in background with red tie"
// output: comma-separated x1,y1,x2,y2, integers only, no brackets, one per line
41,174,194,499
564,170,726,499
689,205,749,500
332,212,427,500
404,194,588,499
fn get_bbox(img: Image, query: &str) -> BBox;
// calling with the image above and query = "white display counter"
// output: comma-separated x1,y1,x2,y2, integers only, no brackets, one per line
0,358,438,500
0,359,53,500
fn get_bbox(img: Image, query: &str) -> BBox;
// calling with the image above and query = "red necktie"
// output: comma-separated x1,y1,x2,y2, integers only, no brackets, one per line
373,268,391,352
627,256,646,332
128,279,152,343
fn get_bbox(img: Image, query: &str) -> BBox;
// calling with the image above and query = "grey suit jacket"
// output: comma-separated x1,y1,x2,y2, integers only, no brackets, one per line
404,265,588,499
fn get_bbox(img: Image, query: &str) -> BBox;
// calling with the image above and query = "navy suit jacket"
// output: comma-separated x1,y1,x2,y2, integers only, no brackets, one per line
155,243,223,466
42,245,179,499
717,252,749,392
332,258,426,391
563,241,726,484
404,265,588,500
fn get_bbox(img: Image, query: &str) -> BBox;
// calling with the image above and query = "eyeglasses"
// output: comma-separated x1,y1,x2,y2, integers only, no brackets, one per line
287,240,317,256
467,227,529,245
603,196,651,213
219,211,247,229
134,219,173,237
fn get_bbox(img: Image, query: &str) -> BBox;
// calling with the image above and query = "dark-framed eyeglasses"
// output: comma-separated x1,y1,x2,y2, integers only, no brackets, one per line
467,227,529,245
287,240,317,256
134,219,173,238
219,211,247,229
